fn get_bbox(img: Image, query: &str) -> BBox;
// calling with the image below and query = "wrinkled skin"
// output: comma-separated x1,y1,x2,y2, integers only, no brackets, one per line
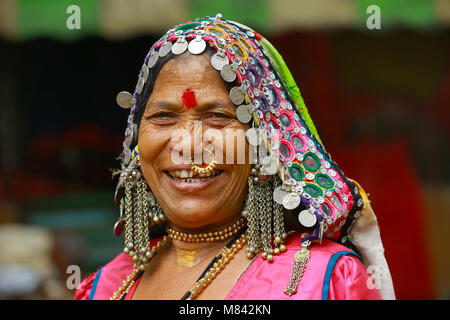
139,51,251,232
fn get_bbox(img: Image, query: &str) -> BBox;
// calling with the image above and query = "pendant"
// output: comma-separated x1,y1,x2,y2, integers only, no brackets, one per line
158,41,172,57
188,35,206,55
147,51,158,68
171,36,188,55
273,185,290,204
221,63,237,82
229,86,245,105
282,193,300,210
297,209,317,228
113,219,124,237
284,240,311,296
211,48,229,70
236,104,252,123
116,91,135,109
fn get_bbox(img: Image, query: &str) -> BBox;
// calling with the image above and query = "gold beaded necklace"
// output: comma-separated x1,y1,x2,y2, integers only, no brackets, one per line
166,218,245,243
110,228,247,300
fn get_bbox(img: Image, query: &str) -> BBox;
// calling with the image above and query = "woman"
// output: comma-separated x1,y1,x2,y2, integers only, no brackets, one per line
75,15,394,300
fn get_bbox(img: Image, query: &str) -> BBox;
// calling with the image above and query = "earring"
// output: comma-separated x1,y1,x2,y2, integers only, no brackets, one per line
116,154,166,270
244,166,287,262
147,190,166,225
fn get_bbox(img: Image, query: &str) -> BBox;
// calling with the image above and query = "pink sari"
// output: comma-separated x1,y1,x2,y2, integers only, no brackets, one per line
75,233,381,300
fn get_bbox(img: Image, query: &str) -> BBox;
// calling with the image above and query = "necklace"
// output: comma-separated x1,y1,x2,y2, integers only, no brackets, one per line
166,218,245,243
182,228,247,300
110,227,247,300
110,235,169,300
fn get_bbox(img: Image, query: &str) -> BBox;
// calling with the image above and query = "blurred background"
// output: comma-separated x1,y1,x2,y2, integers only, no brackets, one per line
0,0,448,300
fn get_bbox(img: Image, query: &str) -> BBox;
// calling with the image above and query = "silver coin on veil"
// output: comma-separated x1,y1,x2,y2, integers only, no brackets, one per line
159,41,172,57
137,77,144,94
236,104,252,123
211,51,229,71
246,128,262,146
116,91,135,109
188,36,206,54
261,156,278,175
171,38,188,55
229,86,245,105
298,209,317,228
142,64,149,83
273,186,290,204
283,193,300,210
147,51,158,68
221,64,236,82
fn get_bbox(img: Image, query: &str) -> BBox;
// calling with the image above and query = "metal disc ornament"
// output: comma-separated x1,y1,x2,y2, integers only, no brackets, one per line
221,64,236,82
116,91,135,109
113,219,124,237
298,209,317,228
230,86,245,105
188,37,206,54
171,38,188,55
246,128,262,146
211,51,229,71
158,41,172,57
147,51,158,68
261,156,278,175
142,65,149,83
273,186,290,204
236,104,252,123
137,76,144,94
283,193,301,210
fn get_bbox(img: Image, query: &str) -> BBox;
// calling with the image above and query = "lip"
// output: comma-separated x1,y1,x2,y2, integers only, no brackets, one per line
163,170,224,193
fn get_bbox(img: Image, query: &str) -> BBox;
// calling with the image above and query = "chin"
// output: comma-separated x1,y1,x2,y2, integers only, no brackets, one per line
163,200,224,229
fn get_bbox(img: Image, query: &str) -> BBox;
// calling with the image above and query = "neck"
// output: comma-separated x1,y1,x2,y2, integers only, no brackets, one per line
166,215,245,267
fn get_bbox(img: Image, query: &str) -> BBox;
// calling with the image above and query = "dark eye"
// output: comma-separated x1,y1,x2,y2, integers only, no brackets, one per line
153,112,173,118
212,113,230,118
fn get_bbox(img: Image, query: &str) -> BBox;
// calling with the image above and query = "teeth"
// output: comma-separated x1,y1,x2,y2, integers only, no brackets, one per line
168,170,221,180
180,170,189,178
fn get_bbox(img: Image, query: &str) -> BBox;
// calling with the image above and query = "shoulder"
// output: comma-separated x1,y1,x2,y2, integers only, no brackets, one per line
74,237,164,300
324,247,382,300
74,271,97,300
74,251,133,300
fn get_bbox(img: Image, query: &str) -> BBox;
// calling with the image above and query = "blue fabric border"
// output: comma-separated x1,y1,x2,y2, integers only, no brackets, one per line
321,251,362,300
88,267,103,300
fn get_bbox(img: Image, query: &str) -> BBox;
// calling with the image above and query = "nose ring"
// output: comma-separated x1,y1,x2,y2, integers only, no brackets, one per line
191,148,217,174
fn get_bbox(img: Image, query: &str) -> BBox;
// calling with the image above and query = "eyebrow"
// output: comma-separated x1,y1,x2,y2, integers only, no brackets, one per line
147,100,235,113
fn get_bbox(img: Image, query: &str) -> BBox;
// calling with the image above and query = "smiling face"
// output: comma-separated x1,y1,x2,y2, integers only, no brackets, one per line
138,52,251,230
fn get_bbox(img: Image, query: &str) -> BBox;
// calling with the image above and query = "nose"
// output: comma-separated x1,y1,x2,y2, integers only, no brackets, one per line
169,120,205,165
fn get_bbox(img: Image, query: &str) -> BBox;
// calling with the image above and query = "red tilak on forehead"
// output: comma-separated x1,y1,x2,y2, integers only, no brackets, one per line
182,88,197,110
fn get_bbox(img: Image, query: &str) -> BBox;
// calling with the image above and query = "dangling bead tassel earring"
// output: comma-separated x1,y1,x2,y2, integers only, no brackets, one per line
272,176,287,255
245,164,288,262
121,155,166,270
284,238,311,296
147,191,166,226
259,181,273,262
111,154,169,300
245,175,260,259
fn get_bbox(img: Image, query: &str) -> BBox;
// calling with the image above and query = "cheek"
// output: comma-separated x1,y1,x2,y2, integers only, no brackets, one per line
138,125,169,169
